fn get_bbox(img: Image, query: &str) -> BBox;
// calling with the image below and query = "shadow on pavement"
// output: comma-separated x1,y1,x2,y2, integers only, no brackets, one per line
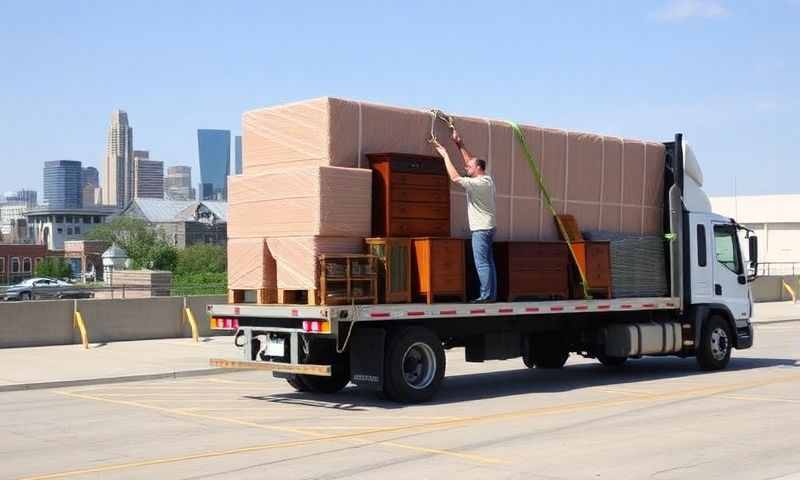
247,356,799,409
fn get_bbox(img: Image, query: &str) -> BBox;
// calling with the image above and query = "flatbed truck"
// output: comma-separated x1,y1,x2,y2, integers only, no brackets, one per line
209,134,758,403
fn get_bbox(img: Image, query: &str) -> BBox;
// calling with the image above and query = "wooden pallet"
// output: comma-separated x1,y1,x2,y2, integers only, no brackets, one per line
228,288,276,305
277,288,320,306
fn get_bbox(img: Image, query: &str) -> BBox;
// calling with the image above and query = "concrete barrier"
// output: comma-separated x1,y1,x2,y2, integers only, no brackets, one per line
0,295,229,348
751,276,799,303
0,300,75,348
185,295,229,338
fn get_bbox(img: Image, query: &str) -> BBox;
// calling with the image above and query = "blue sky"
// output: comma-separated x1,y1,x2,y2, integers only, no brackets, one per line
0,0,797,198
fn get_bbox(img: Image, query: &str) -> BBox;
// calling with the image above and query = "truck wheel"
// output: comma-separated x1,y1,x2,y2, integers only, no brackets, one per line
697,315,732,371
384,327,445,403
596,352,627,368
285,375,310,392
294,338,351,394
532,337,569,369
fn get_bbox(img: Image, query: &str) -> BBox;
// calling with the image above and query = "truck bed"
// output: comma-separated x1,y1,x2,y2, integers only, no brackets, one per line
209,296,681,330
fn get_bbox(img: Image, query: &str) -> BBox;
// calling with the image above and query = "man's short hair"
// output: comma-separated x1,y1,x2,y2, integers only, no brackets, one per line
476,158,487,171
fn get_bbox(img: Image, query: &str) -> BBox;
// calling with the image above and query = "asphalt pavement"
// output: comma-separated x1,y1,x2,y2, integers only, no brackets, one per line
2,312,799,479
1,301,798,393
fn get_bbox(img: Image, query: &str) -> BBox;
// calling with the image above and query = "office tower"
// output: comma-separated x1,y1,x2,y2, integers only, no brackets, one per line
165,165,194,200
81,167,99,189
197,129,230,200
234,135,242,175
43,160,82,208
133,151,164,199
104,110,134,208
4,189,37,207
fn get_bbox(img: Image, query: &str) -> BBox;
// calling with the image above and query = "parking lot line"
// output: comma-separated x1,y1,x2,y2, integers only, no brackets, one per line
38,370,800,480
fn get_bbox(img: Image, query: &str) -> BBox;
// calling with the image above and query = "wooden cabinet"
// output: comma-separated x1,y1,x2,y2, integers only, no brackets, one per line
570,241,612,299
366,237,412,303
411,237,466,304
368,153,450,238
319,254,378,305
475,242,570,301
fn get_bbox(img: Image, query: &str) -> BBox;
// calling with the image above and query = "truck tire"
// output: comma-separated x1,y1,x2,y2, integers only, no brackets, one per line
295,339,351,394
383,327,445,404
285,375,310,392
696,315,732,371
532,336,569,369
596,352,627,368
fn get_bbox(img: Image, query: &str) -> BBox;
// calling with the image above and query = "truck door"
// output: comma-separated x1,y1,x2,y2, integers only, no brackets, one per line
711,223,750,320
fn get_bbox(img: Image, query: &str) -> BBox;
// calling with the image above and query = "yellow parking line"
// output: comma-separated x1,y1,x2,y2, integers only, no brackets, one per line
37,371,800,480
720,394,800,404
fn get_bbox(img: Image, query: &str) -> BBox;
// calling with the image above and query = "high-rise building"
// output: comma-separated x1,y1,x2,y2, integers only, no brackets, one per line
104,110,134,208
43,160,82,209
4,189,37,207
234,135,242,175
164,165,194,200
133,151,164,199
197,129,230,200
82,185,103,207
81,167,99,189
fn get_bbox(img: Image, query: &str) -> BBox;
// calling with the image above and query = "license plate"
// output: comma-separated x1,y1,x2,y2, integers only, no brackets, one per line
265,337,285,357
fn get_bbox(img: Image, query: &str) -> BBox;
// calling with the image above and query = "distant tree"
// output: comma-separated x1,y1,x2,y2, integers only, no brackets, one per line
176,244,227,275
147,243,179,271
86,216,179,270
35,257,71,279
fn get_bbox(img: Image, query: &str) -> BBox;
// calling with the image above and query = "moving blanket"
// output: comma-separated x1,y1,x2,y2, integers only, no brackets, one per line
227,165,372,238
242,97,665,242
227,236,364,290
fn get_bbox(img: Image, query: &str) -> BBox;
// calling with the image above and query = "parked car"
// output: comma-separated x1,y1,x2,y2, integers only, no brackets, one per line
2,278,94,301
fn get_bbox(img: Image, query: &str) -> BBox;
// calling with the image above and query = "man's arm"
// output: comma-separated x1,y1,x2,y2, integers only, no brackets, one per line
430,140,462,182
451,129,475,167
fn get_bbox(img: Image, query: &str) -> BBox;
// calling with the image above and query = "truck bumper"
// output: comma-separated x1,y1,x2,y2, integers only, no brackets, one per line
209,358,331,376
736,324,754,349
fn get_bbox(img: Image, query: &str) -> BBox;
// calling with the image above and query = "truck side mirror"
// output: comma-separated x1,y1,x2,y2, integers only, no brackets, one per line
748,236,758,266
748,235,758,281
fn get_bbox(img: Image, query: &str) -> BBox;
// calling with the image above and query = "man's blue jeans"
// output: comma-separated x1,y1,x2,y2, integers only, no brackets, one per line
471,228,497,301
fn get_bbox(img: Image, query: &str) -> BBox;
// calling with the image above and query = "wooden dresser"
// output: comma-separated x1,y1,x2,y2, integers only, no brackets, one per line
368,153,450,238
411,237,466,304
570,241,612,299
489,242,570,301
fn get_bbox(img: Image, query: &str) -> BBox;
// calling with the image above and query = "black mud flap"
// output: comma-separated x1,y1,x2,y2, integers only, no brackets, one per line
350,328,386,390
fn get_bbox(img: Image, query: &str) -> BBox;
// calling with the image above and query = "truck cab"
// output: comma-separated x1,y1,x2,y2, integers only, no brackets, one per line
673,138,757,368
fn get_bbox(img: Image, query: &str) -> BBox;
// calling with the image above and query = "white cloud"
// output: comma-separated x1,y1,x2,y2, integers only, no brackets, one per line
652,0,729,22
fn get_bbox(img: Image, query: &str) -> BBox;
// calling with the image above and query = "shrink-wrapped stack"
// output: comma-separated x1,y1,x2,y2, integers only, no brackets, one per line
227,166,371,290
230,96,667,292
243,97,665,243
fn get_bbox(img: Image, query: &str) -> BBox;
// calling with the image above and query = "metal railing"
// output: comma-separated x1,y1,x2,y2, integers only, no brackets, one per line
0,283,227,301
756,262,800,277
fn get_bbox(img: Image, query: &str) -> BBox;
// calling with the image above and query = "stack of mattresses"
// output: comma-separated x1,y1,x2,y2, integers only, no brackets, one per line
584,231,669,298
227,166,371,292
228,96,667,295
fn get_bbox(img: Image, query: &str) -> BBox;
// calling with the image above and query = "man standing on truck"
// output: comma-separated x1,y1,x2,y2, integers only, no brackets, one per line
430,129,497,303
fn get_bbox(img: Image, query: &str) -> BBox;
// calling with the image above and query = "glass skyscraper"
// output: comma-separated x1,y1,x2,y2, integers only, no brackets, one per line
234,135,242,175
197,129,231,200
44,160,83,208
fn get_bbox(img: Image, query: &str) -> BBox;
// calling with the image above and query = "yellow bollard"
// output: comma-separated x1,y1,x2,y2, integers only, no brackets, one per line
782,281,796,304
184,307,199,343
73,311,89,349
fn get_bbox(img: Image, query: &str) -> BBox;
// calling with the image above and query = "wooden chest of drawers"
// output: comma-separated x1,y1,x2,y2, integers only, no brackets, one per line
570,241,612,299
411,237,466,304
368,153,450,238
477,242,570,301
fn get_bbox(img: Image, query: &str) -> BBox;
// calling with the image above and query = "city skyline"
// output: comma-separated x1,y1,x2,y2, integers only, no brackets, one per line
1,2,797,198
1,107,238,204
